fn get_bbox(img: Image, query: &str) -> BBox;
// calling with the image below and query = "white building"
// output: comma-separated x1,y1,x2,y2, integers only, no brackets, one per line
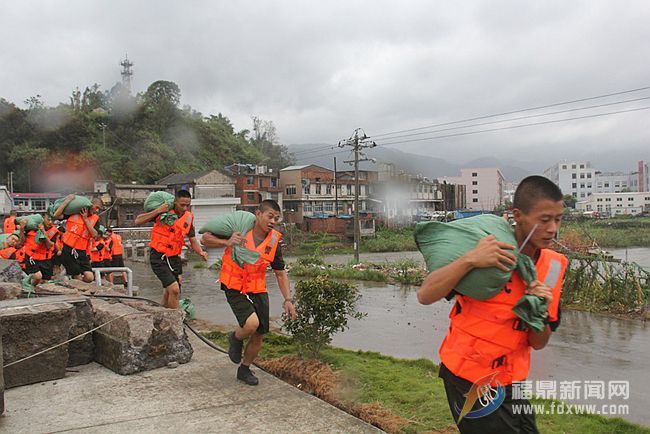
0,185,12,216
441,168,504,211
544,161,596,199
576,192,650,216
594,172,632,194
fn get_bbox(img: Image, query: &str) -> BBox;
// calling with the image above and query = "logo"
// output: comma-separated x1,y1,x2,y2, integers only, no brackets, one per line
455,372,506,422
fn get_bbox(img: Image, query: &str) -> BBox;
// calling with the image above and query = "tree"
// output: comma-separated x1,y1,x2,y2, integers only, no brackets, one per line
563,194,577,209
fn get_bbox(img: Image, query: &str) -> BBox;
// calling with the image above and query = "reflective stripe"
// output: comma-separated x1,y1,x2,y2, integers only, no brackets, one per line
544,259,562,288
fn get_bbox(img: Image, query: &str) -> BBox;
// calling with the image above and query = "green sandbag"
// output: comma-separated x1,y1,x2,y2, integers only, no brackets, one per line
17,214,44,232
179,298,196,320
48,195,93,218
144,191,177,226
415,214,548,330
415,214,537,300
199,211,260,267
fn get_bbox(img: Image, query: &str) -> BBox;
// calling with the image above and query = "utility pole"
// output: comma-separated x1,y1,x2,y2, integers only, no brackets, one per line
101,123,107,149
334,157,338,216
338,128,376,264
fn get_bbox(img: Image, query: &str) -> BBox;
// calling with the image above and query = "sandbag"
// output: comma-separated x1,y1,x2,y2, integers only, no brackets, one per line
144,191,177,226
199,211,260,267
415,214,536,300
415,214,547,330
16,214,43,232
48,195,93,218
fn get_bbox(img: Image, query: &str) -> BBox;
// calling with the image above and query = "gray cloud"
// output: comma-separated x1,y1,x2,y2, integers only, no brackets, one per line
1,0,649,171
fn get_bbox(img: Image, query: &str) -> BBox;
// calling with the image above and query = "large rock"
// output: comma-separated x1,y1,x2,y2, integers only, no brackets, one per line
0,300,74,388
66,298,95,367
90,299,192,375
0,322,4,414
0,283,21,300
0,260,23,283
35,282,79,295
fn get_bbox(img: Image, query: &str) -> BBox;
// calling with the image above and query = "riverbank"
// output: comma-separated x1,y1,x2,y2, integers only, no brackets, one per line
204,330,649,434
283,219,650,257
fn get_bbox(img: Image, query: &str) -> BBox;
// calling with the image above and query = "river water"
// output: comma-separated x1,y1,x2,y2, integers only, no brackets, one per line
129,247,650,427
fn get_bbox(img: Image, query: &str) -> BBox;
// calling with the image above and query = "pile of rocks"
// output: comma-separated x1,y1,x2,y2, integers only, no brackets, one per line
0,259,193,411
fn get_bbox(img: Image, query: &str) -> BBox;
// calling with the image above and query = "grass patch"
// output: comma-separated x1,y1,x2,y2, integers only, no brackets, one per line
561,220,650,248
204,331,648,434
289,264,389,282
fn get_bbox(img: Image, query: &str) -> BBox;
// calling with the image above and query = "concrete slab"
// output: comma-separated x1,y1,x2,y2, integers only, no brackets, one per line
1,333,382,434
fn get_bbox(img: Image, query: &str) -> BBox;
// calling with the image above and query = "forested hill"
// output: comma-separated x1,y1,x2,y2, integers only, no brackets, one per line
0,80,294,192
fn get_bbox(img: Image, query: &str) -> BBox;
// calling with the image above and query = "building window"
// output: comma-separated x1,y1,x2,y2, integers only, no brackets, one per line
472,190,478,194
471,172,478,177
324,202,334,212
617,198,622,201
604,183,609,188
572,173,576,179
472,181,478,185
303,184,310,195
605,198,611,202
125,212,134,221
580,164,585,169
326,184,332,195
572,164,576,169
587,173,592,178
285,185,296,195
247,192,256,201
580,173,585,179
247,176,254,185
271,178,277,187
580,184,585,188
597,198,602,202
472,198,479,203
259,179,264,188
580,193,585,198
572,183,577,188
303,202,312,212
315,184,322,195
347,185,353,195
31,199,46,210
314,202,323,212
562,165,567,169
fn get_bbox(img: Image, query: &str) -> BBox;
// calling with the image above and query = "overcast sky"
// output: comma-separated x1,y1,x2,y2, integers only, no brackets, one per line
1,0,649,170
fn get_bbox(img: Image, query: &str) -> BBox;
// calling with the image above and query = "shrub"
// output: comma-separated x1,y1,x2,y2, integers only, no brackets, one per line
296,255,325,267
283,276,366,358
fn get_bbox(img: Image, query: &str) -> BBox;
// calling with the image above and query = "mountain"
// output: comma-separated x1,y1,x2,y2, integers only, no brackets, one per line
288,144,534,181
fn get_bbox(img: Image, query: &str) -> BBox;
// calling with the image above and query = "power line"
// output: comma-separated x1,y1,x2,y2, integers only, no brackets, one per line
377,105,650,146
291,145,337,156
376,96,650,142
370,85,650,139
294,148,350,160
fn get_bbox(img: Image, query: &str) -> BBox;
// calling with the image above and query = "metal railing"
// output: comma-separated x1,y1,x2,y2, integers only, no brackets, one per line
92,267,133,297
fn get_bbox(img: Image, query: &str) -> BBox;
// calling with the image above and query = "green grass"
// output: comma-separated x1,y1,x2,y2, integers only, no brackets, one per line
561,220,650,248
204,331,648,434
289,264,389,282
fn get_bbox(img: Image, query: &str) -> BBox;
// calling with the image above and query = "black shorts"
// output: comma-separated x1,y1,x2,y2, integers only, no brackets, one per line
112,254,125,268
52,252,63,267
439,364,539,434
91,260,110,268
222,284,270,334
61,244,92,277
24,255,54,280
150,249,182,288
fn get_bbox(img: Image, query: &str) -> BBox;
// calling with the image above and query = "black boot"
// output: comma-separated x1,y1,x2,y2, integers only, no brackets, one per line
228,332,243,364
237,364,259,386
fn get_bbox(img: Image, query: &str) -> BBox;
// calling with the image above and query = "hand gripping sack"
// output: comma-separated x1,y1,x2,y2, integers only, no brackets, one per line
199,211,260,267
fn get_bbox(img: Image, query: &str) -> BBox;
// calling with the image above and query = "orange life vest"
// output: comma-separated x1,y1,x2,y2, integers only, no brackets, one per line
219,229,281,294
111,233,123,255
24,226,60,261
15,246,26,269
0,246,16,260
3,216,16,234
89,238,105,263
103,238,113,261
149,211,194,257
61,214,100,251
439,248,568,387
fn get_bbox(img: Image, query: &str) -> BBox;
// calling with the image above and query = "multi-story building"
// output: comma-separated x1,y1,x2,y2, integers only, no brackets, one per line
441,168,505,211
577,192,650,216
279,165,375,224
439,181,467,213
107,183,169,228
544,161,596,200
10,192,64,215
0,185,13,216
547,160,649,198
224,164,283,213
370,163,444,225
157,170,239,231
